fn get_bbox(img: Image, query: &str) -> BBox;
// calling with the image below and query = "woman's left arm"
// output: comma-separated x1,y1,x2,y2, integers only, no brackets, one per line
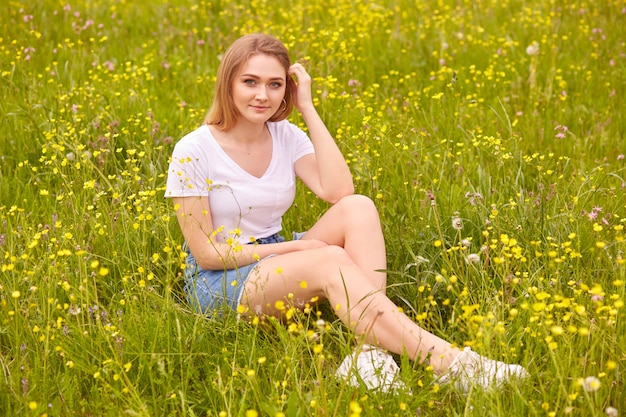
290,63,354,203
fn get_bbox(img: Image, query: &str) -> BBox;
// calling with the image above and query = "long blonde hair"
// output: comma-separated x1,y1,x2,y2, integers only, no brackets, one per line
204,34,294,130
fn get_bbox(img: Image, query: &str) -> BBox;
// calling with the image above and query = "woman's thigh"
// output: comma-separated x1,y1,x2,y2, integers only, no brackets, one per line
300,194,379,245
241,245,354,316
299,194,387,291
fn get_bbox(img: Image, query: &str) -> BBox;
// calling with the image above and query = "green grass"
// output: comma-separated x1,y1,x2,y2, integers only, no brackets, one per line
1,0,625,416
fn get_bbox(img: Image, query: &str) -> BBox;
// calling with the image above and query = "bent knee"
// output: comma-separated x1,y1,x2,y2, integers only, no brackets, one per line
335,194,377,212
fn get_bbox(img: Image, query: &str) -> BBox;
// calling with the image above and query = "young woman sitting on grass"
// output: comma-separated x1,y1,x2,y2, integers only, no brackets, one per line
165,33,528,392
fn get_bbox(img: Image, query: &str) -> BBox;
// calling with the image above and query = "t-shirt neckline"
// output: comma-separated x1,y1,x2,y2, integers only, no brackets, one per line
204,124,275,180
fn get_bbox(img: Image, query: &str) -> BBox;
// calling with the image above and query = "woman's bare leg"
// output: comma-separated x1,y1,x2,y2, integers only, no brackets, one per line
242,245,460,374
301,194,387,292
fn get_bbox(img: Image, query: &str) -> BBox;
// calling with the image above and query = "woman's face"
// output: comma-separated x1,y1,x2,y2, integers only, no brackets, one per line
231,54,287,125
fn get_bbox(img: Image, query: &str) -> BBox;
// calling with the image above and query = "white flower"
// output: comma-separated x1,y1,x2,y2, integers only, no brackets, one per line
316,319,326,332
451,213,463,230
582,376,601,392
68,305,81,316
605,406,618,417
466,253,481,264
526,42,540,56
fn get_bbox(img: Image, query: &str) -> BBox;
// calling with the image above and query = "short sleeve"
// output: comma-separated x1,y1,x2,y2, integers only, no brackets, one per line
165,139,212,197
268,121,315,163
293,127,315,161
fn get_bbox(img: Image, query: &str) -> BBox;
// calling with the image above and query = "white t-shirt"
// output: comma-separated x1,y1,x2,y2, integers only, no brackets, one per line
165,120,315,244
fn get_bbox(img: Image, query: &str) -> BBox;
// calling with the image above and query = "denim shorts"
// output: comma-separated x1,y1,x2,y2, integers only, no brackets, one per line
184,231,305,314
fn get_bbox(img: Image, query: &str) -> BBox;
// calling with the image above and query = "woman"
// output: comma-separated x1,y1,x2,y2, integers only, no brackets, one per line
165,33,528,392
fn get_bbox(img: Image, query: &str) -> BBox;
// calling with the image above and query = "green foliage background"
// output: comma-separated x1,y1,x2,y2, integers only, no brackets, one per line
1,0,625,416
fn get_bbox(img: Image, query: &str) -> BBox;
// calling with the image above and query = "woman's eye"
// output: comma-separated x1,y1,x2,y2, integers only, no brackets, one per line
244,79,255,85
270,82,283,88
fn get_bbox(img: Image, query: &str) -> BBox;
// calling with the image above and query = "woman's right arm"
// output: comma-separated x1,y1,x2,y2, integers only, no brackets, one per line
172,196,326,270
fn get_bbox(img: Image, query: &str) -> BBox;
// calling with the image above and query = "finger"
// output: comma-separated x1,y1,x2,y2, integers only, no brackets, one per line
289,63,308,78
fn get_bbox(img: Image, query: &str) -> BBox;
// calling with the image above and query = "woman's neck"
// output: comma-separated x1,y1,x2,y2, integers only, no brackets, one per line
225,121,267,145
209,121,269,153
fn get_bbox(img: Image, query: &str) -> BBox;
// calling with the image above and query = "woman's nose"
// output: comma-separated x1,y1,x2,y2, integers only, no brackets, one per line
255,87,268,101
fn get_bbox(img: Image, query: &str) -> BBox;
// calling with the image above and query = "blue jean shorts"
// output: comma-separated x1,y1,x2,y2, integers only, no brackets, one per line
184,232,305,314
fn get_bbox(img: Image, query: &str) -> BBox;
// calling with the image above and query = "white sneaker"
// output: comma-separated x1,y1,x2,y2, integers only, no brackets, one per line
437,347,529,392
335,344,408,393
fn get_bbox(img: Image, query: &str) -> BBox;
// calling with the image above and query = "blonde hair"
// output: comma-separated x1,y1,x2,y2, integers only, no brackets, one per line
204,34,293,130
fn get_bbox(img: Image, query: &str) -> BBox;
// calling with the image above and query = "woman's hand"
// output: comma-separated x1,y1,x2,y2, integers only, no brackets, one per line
288,63,314,113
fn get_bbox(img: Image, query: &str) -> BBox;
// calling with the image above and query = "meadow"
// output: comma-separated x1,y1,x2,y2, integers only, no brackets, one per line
1,0,625,415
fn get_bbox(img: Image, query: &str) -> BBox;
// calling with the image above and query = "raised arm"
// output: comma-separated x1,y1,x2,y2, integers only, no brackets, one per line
289,64,354,203
172,196,326,270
